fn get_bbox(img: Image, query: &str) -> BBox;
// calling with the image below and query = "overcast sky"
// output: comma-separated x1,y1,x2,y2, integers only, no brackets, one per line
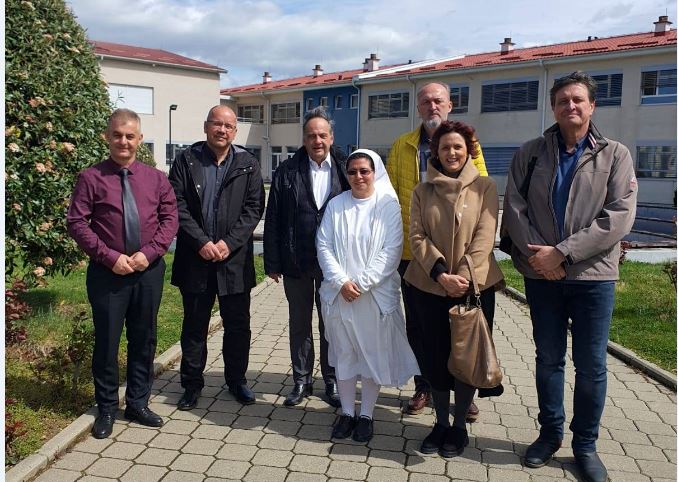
67,0,676,87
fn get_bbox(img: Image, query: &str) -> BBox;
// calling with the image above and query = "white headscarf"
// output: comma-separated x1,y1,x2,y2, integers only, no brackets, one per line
346,148,398,202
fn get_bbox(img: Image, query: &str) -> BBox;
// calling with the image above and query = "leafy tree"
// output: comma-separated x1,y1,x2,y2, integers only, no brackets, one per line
6,0,112,282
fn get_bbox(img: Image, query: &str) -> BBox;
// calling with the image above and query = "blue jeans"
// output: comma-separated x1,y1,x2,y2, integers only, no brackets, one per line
524,278,615,454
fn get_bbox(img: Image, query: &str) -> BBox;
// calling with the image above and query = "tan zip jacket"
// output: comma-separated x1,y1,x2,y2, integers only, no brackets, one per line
502,122,638,281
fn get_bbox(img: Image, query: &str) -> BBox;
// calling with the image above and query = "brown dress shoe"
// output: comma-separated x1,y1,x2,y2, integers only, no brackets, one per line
406,389,431,415
466,401,480,423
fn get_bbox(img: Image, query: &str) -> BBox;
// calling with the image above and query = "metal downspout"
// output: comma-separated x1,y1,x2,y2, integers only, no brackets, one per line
261,92,271,180
540,60,549,134
351,76,360,147
406,74,416,131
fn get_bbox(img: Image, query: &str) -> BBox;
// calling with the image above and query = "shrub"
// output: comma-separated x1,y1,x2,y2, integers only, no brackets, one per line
5,280,30,345
5,0,111,284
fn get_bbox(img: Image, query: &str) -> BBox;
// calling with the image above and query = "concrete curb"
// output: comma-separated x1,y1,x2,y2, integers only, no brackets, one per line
501,286,678,391
6,277,274,482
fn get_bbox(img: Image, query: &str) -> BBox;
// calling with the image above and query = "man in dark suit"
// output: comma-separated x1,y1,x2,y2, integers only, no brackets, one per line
68,108,178,439
264,107,349,407
169,105,265,410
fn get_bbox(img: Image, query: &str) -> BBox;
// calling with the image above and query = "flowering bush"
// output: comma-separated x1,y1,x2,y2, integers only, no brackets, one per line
6,0,111,283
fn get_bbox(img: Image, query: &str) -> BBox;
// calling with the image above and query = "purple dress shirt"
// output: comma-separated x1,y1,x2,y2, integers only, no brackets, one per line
67,158,179,269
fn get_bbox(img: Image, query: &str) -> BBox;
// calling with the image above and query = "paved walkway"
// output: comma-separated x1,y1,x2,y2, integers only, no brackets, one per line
34,280,677,481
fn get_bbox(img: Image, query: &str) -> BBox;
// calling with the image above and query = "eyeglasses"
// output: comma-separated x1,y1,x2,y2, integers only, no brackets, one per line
206,120,236,131
347,168,373,176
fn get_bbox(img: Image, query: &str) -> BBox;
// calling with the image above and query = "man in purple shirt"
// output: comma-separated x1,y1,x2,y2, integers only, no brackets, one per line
67,109,178,439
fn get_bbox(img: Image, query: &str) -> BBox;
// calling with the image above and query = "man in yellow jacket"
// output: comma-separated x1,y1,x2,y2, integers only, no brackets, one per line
386,82,488,416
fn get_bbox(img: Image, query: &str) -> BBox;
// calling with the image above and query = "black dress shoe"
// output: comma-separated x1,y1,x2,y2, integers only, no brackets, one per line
352,416,374,442
91,412,115,439
284,382,313,406
124,406,163,427
325,382,341,408
575,451,608,482
440,426,469,457
420,423,448,454
524,437,562,468
229,383,255,405
332,414,355,439
177,389,201,411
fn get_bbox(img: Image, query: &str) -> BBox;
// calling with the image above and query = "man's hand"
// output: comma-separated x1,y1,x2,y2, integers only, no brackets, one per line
340,281,362,303
527,244,566,273
436,273,469,298
198,241,221,261
268,273,282,283
542,266,567,281
129,252,149,272
214,240,230,262
112,254,135,275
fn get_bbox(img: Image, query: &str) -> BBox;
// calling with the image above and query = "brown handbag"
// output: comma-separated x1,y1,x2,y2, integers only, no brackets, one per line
447,254,503,389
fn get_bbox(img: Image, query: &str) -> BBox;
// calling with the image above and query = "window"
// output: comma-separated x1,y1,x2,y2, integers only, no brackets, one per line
641,68,677,104
272,102,300,124
368,147,392,164
481,80,539,112
481,146,520,175
591,73,623,107
108,84,153,114
285,146,297,159
305,98,313,111
246,146,261,162
450,85,469,114
334,95,343,109
350,94,359,109
636,145,676,178
368,92,409,119
166,142,191,165
319,97,328,108
237,105,264,123
271,147,283,171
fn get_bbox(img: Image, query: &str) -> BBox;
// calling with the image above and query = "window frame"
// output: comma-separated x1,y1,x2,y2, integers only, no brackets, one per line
350,93,359,109
237,104,264,123
640,66,677,105
271,102,301,124
449,84,470,114
108,83,154,114
367,91,410,119
635,143,677,178
481,78,539,113
334,95,342,110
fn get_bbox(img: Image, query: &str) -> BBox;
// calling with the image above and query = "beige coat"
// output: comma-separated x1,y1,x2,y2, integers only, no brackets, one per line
404,157,504,296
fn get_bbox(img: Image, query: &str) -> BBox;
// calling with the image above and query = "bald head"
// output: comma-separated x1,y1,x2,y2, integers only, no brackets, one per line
204,105,238,157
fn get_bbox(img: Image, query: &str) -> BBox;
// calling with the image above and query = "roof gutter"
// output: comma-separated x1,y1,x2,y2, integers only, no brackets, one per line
98,54,227,74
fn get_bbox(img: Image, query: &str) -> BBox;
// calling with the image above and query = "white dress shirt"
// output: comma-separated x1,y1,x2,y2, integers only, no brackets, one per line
309,153,332,208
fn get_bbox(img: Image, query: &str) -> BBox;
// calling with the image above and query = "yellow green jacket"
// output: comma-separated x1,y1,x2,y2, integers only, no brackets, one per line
386,125,488,260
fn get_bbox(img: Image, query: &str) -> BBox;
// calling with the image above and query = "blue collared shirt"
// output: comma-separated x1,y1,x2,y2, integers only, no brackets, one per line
552,131,591,239
418,126,431,183
201,146,233,241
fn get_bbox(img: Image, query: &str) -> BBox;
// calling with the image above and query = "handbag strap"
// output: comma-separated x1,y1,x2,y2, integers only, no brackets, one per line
463,254,481,297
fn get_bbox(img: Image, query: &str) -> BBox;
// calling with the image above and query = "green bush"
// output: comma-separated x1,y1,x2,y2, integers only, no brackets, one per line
5,0,111,283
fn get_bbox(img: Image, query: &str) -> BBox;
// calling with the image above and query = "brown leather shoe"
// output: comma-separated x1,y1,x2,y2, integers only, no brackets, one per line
466,401,479,423
406,389,432,415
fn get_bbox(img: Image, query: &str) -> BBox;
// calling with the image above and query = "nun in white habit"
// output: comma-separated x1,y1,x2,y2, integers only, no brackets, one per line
316,149,419,443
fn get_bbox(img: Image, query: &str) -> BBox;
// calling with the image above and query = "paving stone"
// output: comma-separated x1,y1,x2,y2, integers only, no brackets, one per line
365,449,406,468
367,434,404,452
53,450,98,471
85,458,133,478
34,468,81,482
486,467,530,481
202,411,238,426
170,453,215,473
622,442,668,461
100,441,146,460
365,466,409,481
663,449,677,463
408,474,452,482
258,433,297,450
183,438,224,455
215,443,258,461
120,464,168,481
609,429,651,445
326,460,369,480
206,459,251,479
162,419,199,435
286,473,329,482
171,408,209,422
232,415,269,430
73,476,115,482
74,436,114,453
636,459,677,478
250,448,294,467
243,465,289,480
224,428,264,445
446,461,489,481
297,424,332,441
404,453,446,473
135,447,179,466
481,450,522,469
634,420,677,436
289,454,330,473
606,472,651,482
293,439,333,456
599,453,641,473
161,470,206,482
329,442,369,461
270,407,306,421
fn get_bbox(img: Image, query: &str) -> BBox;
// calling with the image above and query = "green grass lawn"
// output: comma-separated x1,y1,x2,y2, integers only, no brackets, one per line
497,259,677,373
6,253,266,465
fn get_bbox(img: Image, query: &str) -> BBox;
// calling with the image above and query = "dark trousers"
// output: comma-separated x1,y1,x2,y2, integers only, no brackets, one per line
180,269,251,390
524,278,615,453
283,266,335,385
398,260,430,393
86,258,165,414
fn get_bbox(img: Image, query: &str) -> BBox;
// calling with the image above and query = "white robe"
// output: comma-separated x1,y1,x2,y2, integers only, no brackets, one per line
316,190,420,387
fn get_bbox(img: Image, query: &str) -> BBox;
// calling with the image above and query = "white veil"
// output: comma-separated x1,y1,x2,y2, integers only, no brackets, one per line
347,148,398,203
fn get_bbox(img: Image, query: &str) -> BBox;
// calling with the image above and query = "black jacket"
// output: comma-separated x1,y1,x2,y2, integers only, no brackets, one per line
264,146,349,278
169,142,265,294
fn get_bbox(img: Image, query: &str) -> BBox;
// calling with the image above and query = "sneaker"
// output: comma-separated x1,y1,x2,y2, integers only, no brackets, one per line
352,416,373,442
420,423,447,454
406,389,432,415
440,426,469,457
331,414,355,439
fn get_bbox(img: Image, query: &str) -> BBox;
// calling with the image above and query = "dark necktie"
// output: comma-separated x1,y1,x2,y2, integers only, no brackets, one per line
119,168,141,254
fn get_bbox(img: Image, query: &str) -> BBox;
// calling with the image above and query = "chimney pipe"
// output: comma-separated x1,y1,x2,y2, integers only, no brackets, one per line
500,37,515,54
312,64,324,77
366,53,380,72
262,71,272,84
654,15,672,34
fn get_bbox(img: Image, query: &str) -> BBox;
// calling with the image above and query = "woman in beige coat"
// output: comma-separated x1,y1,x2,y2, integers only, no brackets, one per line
404,120,504,458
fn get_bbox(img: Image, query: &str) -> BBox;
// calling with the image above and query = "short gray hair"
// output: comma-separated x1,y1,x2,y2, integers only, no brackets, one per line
550,71,597,107
303,107,334,134
108,108,141,130
416,82,451,101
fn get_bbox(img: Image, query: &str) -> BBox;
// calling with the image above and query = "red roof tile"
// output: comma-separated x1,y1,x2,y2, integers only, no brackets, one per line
92,40,225,73
221,67,371,95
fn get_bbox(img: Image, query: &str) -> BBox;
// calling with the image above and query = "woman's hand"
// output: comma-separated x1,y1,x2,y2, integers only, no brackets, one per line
340,281,362,303
436,273,469,298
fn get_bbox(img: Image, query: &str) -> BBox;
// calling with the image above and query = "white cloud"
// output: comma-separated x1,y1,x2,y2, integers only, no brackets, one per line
67,0,677,87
